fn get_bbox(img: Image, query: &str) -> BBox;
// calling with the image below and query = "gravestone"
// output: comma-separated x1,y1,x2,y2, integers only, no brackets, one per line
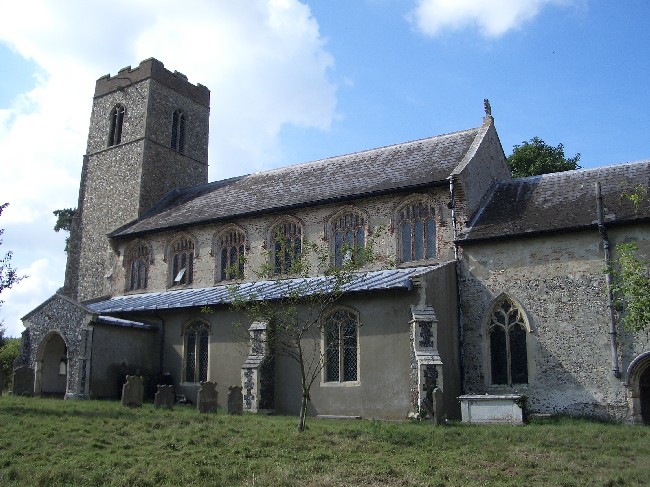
197,381,218,413
12,366,34,396
154,384,175,409
121,375,144,407
432,387,444,425
227,385,243,415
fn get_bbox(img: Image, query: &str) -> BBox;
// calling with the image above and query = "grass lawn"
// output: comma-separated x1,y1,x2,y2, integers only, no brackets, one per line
0,395,648,486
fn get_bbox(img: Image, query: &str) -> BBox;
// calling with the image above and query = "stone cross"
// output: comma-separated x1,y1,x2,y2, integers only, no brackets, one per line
227,385,243,415
154,384,175,409
121,375,144,408
197,381,218,413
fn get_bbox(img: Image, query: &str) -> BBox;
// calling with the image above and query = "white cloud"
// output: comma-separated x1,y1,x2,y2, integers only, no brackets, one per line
407,0,575,37
0,0,337,335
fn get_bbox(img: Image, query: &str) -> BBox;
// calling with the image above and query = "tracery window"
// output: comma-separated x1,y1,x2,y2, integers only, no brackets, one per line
331,212,365,268
488,297,529,385
217,228,245,281
171,109,186,153
108,104,125,147
171,237,194,286
324,308,359,383
183,321,210,383
270,220,302,275
397,200,436,262
126,243,150,291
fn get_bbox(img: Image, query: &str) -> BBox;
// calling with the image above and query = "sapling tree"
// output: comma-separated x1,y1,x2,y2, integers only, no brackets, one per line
1,203,25,322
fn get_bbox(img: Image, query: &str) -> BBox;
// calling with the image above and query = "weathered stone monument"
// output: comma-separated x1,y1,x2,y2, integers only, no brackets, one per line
12,366,34,396
197,381,218,413
228,385,243,415
121,375,144,407
154,384,175,409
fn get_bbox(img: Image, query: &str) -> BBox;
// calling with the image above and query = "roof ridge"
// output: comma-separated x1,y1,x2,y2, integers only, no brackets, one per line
508,159,650,184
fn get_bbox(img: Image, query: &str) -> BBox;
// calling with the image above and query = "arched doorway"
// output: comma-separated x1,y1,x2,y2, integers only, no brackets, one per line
640,367,650,425
36,332,68,397
627,352,650,425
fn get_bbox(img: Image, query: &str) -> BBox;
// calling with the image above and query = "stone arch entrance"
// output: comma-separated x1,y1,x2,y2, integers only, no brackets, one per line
627,352,650,424
35,332,68,397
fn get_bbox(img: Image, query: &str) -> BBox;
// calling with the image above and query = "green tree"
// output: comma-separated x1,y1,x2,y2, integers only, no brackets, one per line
507,137,581,178
53,208,76,252
0,337,20,389
1,203,25,301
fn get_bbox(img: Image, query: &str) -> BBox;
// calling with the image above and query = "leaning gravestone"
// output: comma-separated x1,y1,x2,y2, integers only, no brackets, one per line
12,366,34,396
121,375,144,407
197,381,218,413
227,385,243,415
154,384,175,409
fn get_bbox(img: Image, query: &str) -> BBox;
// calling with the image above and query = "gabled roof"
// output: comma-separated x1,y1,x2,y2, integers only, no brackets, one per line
461,160,650,242
86,265,441,314
111,127,482,238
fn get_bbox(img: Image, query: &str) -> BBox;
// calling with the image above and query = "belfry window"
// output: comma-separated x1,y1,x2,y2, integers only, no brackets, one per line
397,200,436,262
218,229,245,281
127,243,150,291
171,109,186,153
324,308,359,383
331,212,365,268
108,104,125,147
488,297,529,385
171,237,194,286
270,220,302,275
183,321,209,383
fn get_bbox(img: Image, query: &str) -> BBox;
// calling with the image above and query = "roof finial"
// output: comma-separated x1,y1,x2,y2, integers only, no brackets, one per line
483,98,491,117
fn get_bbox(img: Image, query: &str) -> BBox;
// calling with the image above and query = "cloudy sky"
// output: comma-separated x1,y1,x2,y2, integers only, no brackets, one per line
1,0,648,337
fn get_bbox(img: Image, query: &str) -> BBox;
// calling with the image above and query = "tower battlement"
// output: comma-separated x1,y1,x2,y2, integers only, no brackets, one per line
94,58,210,107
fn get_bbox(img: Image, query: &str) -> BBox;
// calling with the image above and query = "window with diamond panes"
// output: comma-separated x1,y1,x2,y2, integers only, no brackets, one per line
271,221,302,275
398,201,436,262
171,238,194,286
171,109,186,153
218,229,245,281
184,322,209,383
488,298,528,385
127,243,150,291
108,104,125,147
325,309,358,383
331,212,365,268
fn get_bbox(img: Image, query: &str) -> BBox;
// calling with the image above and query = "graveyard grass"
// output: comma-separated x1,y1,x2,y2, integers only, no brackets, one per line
0,396,648,486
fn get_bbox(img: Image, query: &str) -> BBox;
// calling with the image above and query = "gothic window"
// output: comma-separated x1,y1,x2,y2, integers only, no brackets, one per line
324,308,359,383
126,243,150,291
108,104,125,147
216,228,245,281
330,211,366,268
397,200,436,262
171,109,186,153
183,321,210,383
270,219,302,275
488,297,529,385
170,237,194,286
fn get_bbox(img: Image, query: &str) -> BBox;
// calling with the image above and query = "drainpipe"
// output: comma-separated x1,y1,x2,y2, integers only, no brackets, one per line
448,176,465,391
595,182,621,378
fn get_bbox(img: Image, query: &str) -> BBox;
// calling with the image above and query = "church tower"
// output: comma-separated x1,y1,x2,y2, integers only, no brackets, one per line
64,58,210,301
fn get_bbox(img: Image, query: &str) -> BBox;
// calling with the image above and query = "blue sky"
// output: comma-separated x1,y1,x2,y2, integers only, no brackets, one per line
1,0,649,337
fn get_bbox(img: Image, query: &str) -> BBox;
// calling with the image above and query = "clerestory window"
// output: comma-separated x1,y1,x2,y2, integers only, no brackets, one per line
488,297,529,386
170,237,194,287
217,228,245,281
331,212,365,268
171,109,186,153
324,308,359,383
270,219,302,275
126,242,150,291
397,200,436,262
108,104,125,147
183,321,210,383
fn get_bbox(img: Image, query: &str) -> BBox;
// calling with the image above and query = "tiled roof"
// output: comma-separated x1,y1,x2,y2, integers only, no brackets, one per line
461,160,650,242
87,266,440,314
112,128,481,237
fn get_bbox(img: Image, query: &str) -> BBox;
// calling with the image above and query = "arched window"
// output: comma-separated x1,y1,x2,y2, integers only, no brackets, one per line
324,308,359,383
108,104,125,147
488,296,529,385
330,211,366,268
216,228,246,281
126,242,150,291
183,321,210,383
171,109,186,153
270,219,302,275
397,199,436,262
170,237,194,286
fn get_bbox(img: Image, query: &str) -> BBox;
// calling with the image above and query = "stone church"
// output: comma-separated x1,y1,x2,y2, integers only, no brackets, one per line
15,59,650,423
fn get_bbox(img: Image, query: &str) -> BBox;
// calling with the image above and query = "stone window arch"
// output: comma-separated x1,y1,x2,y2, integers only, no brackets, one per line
327,207,367,268
124,240,153,291
485,294,531,386
108,104,125,147
182,319,210,383
167,233,196,287
171,109,186,153
395,196,436,263
323,307,360,383
268,217,303,275
213,225,247,281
